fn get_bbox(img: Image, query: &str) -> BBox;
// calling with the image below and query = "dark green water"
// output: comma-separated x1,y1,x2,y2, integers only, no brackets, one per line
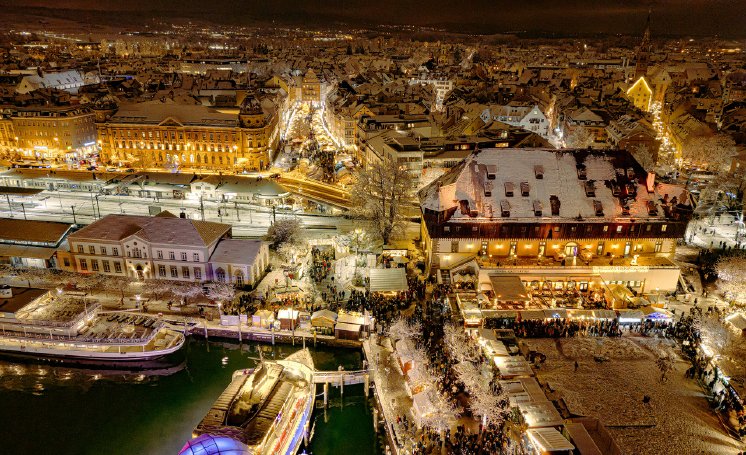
0,338,382,455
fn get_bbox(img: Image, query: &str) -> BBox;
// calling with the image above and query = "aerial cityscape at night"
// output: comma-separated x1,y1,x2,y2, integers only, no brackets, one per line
0,1,745,454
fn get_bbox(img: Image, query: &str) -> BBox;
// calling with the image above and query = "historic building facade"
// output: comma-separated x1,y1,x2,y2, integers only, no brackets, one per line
419,148,694,293
64,213,269,286
94,96,279,172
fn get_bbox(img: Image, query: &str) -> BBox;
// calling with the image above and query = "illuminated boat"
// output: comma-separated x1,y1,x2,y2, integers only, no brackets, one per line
0,286,184,365
189,349,315,455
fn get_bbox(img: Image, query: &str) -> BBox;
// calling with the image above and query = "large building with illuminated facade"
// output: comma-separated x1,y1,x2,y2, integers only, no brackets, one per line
0,105,97,163
62,213,269,286
419,148,693,298
94,95,279,172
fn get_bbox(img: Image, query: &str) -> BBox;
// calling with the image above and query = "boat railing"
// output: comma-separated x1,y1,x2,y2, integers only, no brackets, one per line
0,330,154,346
17,302,101,329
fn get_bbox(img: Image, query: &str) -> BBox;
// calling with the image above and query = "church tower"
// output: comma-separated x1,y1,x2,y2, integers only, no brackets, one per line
634,7,652,80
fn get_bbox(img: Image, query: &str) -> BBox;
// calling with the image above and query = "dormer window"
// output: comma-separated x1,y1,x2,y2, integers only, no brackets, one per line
577,165,587,180
533,200,543,216
584,181,595,197
647,201,658,216
520,182,530,197
501,200,511,217
484,182,493,197
550,195,560,216
534,165,544,179
593,200,604,216
504,182,514,197
486,164,497,180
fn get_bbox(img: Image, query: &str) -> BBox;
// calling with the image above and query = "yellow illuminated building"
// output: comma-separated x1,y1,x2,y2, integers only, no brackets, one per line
2,106,97,162
95,98,278,171
626,77,653,112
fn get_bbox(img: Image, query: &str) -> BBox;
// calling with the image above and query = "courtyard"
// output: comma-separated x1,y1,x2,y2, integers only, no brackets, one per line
523,336,742,455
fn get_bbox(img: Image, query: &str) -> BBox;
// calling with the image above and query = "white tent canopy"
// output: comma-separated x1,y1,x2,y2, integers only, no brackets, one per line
368,268,408,293
527,428,575,452
411,389,437,428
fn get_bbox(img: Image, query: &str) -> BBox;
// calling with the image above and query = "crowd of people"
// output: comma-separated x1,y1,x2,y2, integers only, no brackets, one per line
309,246,334,283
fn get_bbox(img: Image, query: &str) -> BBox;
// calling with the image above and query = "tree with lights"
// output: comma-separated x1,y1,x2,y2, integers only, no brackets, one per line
205,281,236,312
171,281,204,307
716,253,746,301
682,133,737,173
350,159,414,245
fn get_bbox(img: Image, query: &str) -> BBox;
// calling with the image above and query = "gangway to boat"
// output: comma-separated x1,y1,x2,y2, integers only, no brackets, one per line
312,369,370,385
312,369,372,407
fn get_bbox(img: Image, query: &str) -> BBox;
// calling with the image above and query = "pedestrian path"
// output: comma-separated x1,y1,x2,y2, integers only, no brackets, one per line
364,337,417,455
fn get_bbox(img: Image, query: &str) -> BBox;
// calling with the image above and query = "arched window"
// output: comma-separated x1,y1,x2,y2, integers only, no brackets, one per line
234,271,244,287
216,268,225,282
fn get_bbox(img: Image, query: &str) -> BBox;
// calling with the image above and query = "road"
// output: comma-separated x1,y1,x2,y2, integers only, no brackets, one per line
0,189,354,238
277,175,351,209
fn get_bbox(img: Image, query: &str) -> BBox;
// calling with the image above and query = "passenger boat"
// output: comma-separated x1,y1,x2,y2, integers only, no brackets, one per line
186,349,315,455
0,286,184,365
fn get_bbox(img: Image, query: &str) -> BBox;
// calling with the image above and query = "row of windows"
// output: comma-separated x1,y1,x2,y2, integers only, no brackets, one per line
114,141,249,152
158,265,202,280
112,129,237,142
156,250,200,262
77,245,119,256
441,223,668,235
79,259,122,273
14,117,94,127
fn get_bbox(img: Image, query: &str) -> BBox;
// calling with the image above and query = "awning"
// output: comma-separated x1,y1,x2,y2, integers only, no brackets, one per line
521,310,546,320
591,309,617,320
335,322,361,333
311,309,337,322
488,275,529,301
368,268,408,293
499,377,548,405
518,400,564,428
526,428,575,451
0,244,56,260
543,309,568,319
617,309,644,323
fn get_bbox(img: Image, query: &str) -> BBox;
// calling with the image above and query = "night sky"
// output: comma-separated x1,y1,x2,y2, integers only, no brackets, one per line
6,0,746,37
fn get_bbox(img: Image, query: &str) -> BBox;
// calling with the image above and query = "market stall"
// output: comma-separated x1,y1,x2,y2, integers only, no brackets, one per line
310,309,337,335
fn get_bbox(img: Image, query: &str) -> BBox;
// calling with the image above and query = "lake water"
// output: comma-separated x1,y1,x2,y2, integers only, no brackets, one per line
0,338,382,455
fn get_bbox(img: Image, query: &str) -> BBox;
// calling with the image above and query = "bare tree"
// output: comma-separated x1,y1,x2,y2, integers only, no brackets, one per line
171,281,204,307
205,282,236,310
351,159,414,245
682,134,737,172
265,218,303,248
716,253,746,301
388,317,422,341
564,127,594,149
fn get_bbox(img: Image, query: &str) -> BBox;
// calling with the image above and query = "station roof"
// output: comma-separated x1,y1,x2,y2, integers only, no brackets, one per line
0,218,73,246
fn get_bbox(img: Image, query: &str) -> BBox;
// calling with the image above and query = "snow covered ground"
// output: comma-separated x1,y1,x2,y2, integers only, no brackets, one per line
524,337,742,455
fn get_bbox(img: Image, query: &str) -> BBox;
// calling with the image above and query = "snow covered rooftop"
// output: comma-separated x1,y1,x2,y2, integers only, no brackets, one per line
419,148,687,223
